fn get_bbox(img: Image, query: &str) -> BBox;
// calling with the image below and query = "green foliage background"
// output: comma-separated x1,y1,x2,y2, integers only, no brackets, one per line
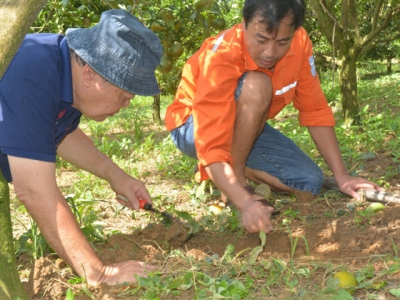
30,0,400,112
31,0,244,96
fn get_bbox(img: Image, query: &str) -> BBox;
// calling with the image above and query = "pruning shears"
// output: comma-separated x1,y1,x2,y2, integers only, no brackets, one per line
116,194,176,220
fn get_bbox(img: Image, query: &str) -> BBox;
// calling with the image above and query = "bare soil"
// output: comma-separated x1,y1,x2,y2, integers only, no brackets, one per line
16,149,400,299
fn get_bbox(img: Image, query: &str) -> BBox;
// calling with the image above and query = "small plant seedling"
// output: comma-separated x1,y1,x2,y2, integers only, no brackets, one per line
284,223,310,259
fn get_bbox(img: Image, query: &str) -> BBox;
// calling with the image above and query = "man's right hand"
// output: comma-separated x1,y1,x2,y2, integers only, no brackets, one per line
238,196,274,233
205,162,275,234
94,260,158,286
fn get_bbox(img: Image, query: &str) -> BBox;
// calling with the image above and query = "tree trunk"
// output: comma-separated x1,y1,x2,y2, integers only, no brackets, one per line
339,54,359,125
0,1,47,298
0,0,48,78
386,57,392,74
152,94,162,124
309,0,400,126
0,170,28,300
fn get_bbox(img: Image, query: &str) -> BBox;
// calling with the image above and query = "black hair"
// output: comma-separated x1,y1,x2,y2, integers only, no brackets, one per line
242,0,305,34
69,48,111,83
69,49,87,67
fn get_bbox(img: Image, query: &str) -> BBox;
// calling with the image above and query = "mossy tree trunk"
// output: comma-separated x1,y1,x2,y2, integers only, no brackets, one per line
152,94,162,124
338,54,359,126
337,31,362,126
0,1,47,298
386,57,392,74
0,0,48,78
0,170,28,300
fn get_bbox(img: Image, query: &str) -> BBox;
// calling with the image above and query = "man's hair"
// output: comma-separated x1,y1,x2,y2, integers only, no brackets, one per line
69,48,111,83
242,0,305,33
69,48,87,67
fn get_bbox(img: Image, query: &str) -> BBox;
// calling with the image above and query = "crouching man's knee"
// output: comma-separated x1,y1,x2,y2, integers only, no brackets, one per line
236,71,272,113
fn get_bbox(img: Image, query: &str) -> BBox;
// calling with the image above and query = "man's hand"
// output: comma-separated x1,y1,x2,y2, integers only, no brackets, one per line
205,162,275,233
239,199,274,233
57,128,152,210
94,261,158,286
336,173,382,200
308,126,382,200
110,175,152,210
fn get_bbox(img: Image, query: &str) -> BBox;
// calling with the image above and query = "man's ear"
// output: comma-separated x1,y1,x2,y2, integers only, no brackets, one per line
82,65,97,87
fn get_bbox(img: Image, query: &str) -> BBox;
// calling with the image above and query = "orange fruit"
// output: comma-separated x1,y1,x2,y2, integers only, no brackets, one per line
168,42,184,57
150,21,164,32
209,204,223,214
90,14,100,23
157,56,173,74
194,0,213,11
82,17,91,28
334,271,358,294
213,18,226,29
206,15,214,26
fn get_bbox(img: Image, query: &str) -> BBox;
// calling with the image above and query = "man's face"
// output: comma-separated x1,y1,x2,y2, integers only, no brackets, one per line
73,66,135,122
243,15,295,70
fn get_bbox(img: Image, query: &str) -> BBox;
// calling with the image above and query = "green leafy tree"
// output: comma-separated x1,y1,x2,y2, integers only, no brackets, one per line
131,0,238,122
32,0,241,123
30,0,109,33
309,0,400,125
0,1,47,298
364,39,400,74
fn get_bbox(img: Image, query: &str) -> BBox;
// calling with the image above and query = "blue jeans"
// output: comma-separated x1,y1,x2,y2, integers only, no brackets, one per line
170,74,324,195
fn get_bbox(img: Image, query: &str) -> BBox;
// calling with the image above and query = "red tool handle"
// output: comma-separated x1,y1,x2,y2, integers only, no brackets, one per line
116,194,153,210
139,199,153,210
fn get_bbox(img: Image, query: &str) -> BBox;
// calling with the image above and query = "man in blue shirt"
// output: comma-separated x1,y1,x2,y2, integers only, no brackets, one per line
0,10,162,286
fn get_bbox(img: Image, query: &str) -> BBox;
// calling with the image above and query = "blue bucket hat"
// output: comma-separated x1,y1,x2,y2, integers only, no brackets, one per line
66,9,162,96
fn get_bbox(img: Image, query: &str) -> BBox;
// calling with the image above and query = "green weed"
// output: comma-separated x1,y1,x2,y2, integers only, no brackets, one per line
14,216,51,260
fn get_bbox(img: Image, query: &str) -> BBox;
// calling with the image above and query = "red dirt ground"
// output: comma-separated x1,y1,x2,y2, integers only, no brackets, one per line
19,152,400,299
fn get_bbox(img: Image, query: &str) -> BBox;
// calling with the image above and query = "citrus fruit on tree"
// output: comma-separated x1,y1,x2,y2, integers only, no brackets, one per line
194,0,214,11
213,17,226,30
168,42,184,58
90,14,100,23
150,21,164,32
82,17,91,28
161,11,175,27
157,56,173,74
333,271,358,294
206,15,214,26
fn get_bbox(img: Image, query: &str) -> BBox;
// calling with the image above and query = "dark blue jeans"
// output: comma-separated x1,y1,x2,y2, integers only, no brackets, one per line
170,73,324,194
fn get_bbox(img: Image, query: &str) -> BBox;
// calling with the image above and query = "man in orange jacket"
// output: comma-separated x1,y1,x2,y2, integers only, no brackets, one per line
165,0,380,233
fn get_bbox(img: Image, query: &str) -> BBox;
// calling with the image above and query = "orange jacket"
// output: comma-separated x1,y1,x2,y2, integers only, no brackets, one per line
165,23,335,180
